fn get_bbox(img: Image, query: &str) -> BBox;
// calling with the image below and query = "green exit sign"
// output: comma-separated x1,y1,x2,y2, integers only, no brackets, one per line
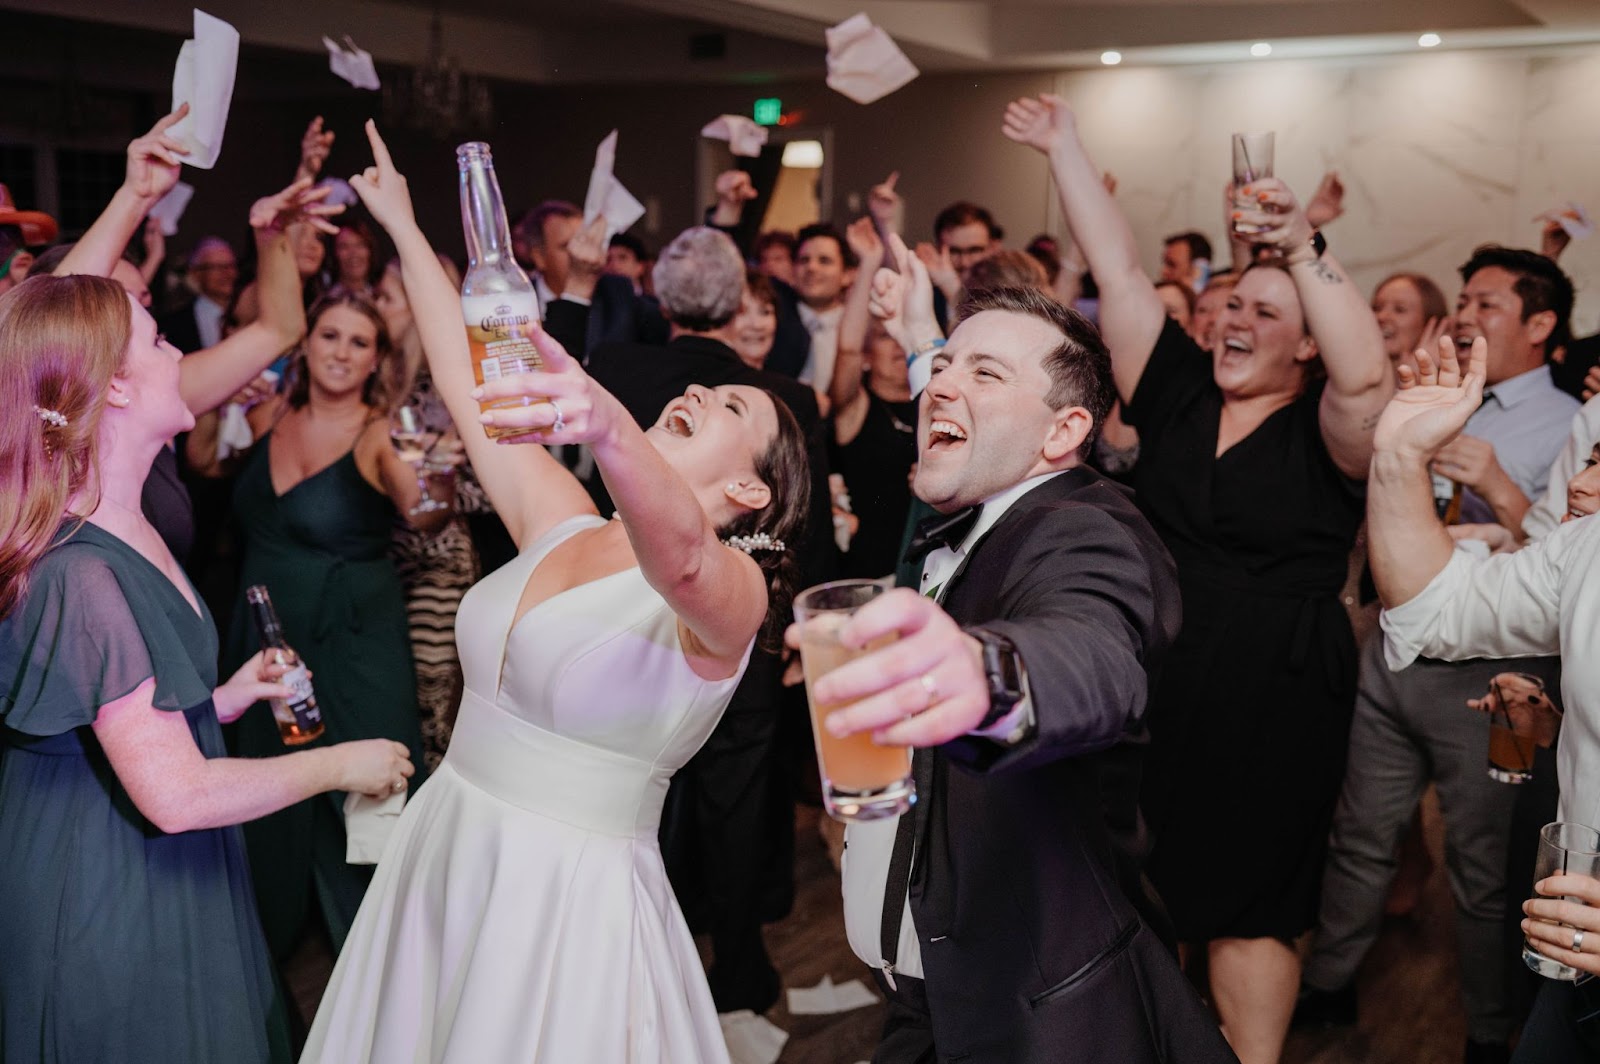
753,98,782,126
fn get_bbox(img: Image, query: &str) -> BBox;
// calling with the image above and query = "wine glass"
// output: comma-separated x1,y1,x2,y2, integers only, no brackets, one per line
390,405,448,516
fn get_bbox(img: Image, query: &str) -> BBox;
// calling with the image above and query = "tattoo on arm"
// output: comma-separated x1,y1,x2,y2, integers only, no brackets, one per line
1360,411,1382,431
1311,259,1344,285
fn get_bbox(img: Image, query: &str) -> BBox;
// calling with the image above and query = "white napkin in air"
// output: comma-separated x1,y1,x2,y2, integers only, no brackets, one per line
216,402,254,461
323,35,381,91
1538,202,1595,241
168,9,240,169
314,176,361,209
701,114,770,158
344,789,405,865
148,181,194,237
785,974,880,1014
825,14,919,105
582,130,646,243
718,1010,788,1064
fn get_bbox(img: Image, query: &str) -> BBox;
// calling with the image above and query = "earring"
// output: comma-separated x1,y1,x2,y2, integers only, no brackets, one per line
726,482,738,492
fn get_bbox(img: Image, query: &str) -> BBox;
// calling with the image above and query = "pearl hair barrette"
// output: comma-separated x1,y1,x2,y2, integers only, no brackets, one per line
33,405,68,429
723,531,786,555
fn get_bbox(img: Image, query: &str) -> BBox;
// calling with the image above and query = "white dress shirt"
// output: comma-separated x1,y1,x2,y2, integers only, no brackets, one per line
1522,394,1600,542
841,470,1062,983
1381,513,1600,831
796,303,844,393
193,294,225,351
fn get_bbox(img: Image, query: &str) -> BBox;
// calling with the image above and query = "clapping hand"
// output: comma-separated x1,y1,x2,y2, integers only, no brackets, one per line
471,325,622,446
124,105,191,202
249,176,344,237
1373,335,1487,462
1001,93,1078,156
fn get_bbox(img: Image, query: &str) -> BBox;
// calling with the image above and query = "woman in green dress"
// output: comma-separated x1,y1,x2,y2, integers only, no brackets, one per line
226,287,447,964
0,275,414,1064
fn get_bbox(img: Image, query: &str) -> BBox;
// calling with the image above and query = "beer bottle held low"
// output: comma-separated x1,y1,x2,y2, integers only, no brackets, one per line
457,140,542,440
245,584,325,746
1432,472,1463,525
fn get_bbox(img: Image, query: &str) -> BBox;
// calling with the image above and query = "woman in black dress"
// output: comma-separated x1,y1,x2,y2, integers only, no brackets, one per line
0,274,413,1064
1005,94,1393,1064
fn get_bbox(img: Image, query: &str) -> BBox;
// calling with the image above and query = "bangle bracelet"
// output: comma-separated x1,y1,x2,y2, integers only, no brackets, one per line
909,338,946,363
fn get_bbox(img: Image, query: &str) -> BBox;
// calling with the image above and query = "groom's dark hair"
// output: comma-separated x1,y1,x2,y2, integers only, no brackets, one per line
955,285,1115,455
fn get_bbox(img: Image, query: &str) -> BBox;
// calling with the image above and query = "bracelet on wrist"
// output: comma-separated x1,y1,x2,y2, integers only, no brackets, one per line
908,337,946,364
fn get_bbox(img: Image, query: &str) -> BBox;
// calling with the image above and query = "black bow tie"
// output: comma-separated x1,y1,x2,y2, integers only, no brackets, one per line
906,506,980,560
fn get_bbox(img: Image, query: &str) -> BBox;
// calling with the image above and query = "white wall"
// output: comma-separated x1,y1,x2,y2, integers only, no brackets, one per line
1049,47,1600,332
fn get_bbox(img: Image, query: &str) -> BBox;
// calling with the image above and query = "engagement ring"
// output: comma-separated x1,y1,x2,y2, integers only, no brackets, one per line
550,399,566,434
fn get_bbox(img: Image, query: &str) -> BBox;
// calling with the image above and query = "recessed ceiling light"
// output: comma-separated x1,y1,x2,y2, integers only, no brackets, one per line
1418,32,1442,48
781,140,824,169
1101,50,1123,66
1250,42,1273,57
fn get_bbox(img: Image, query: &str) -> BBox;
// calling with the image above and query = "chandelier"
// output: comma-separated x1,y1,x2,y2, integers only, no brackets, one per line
383,10,494,139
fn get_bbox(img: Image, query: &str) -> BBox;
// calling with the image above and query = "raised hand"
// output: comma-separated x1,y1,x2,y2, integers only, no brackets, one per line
913,241,959,298
296,115,335,183
845,215,885,271
712,170,757,227
1373,335,1487,461
1305,170,1346,229
125,105,191,202
470,324,622,446
866,171,901,228
564,215,607,300
873,234,940,354
1001,93,1077,156
142,217,166,264
1231,177,1316,261
249,176,344,236
348,121,416,233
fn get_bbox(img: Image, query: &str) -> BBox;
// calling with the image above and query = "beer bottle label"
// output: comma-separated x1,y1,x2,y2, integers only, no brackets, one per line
478,336,541,383
270,665,322,729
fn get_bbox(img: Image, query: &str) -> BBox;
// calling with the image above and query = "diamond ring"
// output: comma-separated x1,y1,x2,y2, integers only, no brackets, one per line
549,399,565,434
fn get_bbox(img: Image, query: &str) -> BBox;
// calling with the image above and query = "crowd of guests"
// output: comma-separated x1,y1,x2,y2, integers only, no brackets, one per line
4,80,1600,1064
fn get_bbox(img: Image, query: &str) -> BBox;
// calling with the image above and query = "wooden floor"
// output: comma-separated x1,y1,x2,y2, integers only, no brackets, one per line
286,788,1482,1063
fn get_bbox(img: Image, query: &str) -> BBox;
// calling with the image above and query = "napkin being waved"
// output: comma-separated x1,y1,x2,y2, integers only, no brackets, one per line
825,13,919,105
701,115,770,158
1538,201,1595,241
582,130,646,245
323,35,381,91
344,789,405,865
148,182,195,238
718,1010,788,1064
169,9,240,170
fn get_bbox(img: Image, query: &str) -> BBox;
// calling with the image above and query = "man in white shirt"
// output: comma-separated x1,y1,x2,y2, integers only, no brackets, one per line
1301,247,1577,1063
792,222,856,396
812,266,1232,1062
160,236,237,354
1366,336,1600,1060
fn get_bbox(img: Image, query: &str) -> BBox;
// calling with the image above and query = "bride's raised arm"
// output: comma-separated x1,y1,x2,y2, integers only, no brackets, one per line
348,121,596,549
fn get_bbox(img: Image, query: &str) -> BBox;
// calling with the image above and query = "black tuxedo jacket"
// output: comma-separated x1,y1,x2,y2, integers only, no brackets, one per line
906,468,1236,1063
540,275,661,361
157,300,206,356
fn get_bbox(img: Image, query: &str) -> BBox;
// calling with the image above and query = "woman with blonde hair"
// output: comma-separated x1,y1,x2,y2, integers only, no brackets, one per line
0,274,411,1064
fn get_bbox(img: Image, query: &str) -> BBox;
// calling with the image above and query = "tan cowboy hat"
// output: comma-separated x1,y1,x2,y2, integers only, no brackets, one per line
0,185,60,246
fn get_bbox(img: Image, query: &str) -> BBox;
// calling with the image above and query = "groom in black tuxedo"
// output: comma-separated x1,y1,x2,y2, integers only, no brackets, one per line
812,285,1236,1062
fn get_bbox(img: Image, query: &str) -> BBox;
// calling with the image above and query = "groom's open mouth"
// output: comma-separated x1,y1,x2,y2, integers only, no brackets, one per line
926,419,968,452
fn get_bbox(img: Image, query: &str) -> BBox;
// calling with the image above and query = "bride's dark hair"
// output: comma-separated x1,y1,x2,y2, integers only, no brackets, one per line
717,391,810,652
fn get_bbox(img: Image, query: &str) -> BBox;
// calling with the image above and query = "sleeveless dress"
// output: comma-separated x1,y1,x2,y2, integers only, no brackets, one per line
0,524,289,1063
1127,320,1364,941
223,434,427,959
301,514,751,1063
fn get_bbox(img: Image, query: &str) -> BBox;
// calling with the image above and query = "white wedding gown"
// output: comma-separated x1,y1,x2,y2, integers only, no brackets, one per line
301,515,747,1063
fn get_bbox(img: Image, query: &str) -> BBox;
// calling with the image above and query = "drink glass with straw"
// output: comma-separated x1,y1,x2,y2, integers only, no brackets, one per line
1231,132,1275,235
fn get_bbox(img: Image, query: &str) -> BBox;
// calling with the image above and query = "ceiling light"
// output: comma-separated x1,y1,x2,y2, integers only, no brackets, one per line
1418,32,1442,48
1100,50,1122,66
781,140,824,169
1250,42,1272,57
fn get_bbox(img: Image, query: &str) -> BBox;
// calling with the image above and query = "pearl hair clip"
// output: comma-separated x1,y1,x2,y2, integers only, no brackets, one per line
33,405,68,428
723,531,786,555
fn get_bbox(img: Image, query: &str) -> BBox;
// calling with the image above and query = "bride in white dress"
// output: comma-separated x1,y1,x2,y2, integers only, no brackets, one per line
300,123,812,1064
